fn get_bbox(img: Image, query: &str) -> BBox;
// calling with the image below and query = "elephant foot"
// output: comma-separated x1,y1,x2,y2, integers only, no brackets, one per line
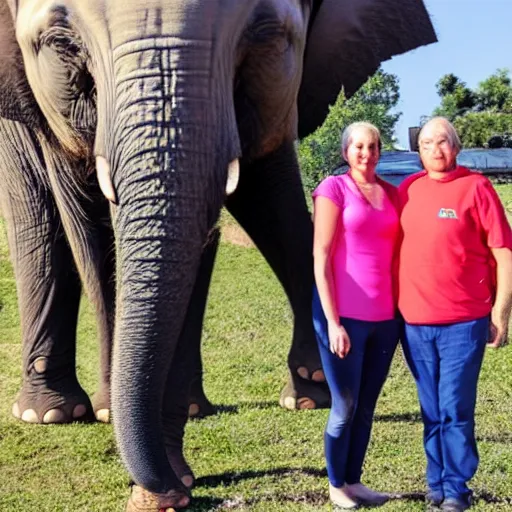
126,484,190,512
12,366,93,424
279,372,331,411
188,379,216,419
167,447,195,489
288,341,326,383
92,386,111,423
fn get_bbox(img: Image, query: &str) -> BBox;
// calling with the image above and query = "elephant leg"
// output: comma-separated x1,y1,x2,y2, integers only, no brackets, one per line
0,119,92,424
225,140,330,410
160,228,221,491
187,228,220,419
83,177,116,423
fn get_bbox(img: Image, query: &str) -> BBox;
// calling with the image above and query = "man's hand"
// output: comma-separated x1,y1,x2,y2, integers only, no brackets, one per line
487,312,509,349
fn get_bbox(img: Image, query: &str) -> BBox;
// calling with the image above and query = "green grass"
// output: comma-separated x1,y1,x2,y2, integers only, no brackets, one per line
1,187,512,511
495,183,512,218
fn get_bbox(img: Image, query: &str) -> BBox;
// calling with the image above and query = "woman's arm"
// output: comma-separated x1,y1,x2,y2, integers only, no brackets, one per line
488,247,512,348
313,196,350,358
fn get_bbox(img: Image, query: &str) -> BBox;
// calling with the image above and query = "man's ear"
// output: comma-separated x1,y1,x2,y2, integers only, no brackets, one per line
298,0,437,139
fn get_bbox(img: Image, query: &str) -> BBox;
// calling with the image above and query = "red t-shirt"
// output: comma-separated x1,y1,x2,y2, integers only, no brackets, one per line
398,166,512,324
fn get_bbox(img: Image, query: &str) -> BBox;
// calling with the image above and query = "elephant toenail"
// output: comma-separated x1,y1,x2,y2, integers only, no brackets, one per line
43,409,66,423
95,408,110,423
181,475,194,489
21,409,39,423
73,405,87,419
297,397,316,410
283,396,297,410
33,357,48,374
175,495,190,508
296,366,309,380
12,402,21,419
312,369,325,382
188,403,200,417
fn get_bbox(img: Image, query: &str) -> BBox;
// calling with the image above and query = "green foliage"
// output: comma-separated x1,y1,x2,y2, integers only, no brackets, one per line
477,69,512,113
453,112,512,148
436,73,461,97
430,69,512,147
0,204,511,511
298,70,401,191
433,75,476,120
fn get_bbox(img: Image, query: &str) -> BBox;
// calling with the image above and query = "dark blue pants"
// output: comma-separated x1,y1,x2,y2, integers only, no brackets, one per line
312,288,399,487
402,317,489,502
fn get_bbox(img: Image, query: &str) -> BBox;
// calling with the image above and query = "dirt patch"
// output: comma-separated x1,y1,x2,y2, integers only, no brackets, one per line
220,224,255,248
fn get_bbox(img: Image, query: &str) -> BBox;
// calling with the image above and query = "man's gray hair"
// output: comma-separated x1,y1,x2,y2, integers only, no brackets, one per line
418,116,462,151
341,122,382,160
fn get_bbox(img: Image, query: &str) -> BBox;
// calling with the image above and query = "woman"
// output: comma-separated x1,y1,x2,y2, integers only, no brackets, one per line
312,121,401,509
399,117,512,512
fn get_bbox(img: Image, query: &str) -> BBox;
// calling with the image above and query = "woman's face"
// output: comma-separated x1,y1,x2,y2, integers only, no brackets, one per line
419,123,458,173
345,128,380,175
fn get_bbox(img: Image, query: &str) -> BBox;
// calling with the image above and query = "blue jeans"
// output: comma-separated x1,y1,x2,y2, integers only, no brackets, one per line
402,317,489,502
312,287,399,487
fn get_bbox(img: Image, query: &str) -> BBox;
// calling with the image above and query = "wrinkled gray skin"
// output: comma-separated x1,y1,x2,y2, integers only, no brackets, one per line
0,0,436,508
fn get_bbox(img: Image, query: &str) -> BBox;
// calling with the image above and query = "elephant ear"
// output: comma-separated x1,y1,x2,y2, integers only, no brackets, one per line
298,0,437,139
0,0,42,127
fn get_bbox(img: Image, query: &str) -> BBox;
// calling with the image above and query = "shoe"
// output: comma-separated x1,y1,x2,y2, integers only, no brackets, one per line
345,482,389,506
329,483,359,509
425,488,444,507
441,497,471,511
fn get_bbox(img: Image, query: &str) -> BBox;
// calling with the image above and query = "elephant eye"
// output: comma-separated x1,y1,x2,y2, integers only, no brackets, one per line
247,20,292,54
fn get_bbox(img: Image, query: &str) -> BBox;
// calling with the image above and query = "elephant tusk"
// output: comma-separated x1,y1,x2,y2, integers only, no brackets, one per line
96,156,117,204
226,159,240,196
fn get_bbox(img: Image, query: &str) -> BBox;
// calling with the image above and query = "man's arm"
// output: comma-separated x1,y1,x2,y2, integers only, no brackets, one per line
488,247,512,348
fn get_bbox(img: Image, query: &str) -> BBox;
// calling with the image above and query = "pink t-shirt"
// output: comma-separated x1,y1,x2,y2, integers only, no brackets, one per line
313,173,400,322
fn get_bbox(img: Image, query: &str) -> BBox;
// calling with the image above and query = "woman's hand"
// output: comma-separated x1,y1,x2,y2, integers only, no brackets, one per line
328,321,351,358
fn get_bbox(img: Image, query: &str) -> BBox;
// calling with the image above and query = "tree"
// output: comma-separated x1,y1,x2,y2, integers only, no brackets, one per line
476,69,512,113
429,69,512,148
298,69,401,191
433,75,476,121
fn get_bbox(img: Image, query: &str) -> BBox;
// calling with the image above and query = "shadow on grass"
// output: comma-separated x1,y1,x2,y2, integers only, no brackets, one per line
190,484,512,510
477,432,512,443
387,491,425,502
185,496,225,510
191,401,279,420
474,491,512,505
192,490,432,510
387,490,512,507
196,466,327,488
192,491,329,510
374,411,422,423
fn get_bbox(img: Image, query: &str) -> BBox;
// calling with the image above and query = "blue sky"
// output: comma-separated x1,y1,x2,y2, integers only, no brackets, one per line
381,0,512,149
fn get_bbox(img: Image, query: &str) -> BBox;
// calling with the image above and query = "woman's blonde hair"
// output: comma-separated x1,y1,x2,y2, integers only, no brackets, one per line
341,122,382,160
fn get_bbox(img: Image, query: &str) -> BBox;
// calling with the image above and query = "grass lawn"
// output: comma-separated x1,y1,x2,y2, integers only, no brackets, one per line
0,186,511,511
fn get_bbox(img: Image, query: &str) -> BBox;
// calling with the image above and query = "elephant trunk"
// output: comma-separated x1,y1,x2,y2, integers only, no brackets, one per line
110,40,238,493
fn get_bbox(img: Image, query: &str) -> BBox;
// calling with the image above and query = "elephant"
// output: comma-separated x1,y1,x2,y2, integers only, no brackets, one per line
0,0,330,429
0,0,437,509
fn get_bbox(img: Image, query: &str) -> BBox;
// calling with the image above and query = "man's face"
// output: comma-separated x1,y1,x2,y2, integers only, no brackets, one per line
419,122,458,173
